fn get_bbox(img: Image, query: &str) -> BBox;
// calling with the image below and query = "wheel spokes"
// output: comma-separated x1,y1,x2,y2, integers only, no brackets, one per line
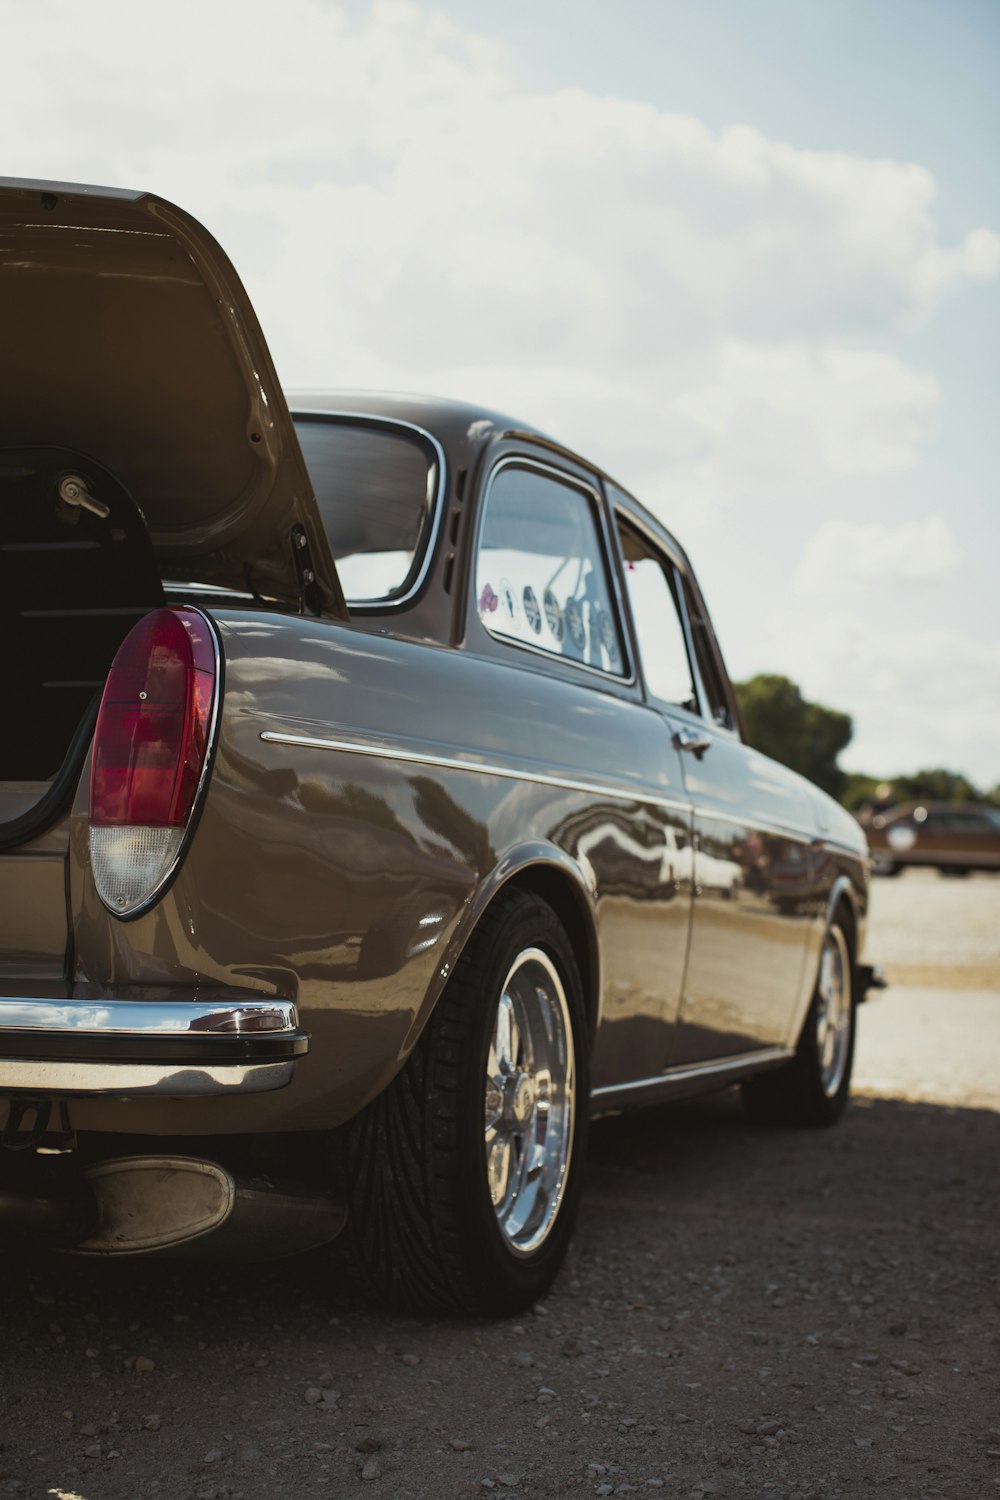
816,927,851,1097
481,947,576,1257
487,1133,512,1207
494,991,517,1072
484,1079,503,1130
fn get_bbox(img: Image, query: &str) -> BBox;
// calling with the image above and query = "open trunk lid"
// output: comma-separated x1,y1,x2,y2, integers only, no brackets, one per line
0,176,346,615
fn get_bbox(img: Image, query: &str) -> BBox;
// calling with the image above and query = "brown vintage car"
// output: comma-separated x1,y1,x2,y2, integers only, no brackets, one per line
866,801,1000,876
0,179,874,1314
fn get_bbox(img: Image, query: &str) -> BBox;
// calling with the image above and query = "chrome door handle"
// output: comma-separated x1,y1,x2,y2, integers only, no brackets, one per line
672,726,712,759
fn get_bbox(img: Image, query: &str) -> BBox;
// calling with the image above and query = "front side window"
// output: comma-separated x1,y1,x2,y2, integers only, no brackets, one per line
616,518,698,712
476,464,624,675
293,416,438,603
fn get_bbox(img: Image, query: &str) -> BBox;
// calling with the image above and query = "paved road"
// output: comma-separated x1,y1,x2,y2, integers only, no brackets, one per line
1,871,996,1500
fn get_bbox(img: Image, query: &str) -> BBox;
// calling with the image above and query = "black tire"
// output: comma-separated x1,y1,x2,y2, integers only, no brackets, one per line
741,911,856,1127
329,887,589,1316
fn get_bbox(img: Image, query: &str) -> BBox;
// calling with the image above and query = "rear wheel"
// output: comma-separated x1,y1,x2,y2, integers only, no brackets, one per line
330,887,588,1315
741,914,856,1127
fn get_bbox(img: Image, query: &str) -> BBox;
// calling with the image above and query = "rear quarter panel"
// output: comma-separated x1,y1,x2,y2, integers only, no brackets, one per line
68,609,693,1134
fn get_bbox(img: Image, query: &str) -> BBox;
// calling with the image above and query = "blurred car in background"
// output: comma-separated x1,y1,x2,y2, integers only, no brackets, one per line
866,801,1000,876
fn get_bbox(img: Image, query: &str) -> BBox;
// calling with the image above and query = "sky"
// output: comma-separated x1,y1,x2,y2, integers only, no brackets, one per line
4,0,998,785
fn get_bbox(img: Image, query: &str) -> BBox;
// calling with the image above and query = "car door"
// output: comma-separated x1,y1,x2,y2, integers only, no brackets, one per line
470,450,695,1087
610,492,817,1067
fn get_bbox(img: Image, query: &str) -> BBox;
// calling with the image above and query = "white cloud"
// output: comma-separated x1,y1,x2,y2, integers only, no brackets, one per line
795,516,963,597
4,4,995,414
760,610,1000,785
2,0,998,782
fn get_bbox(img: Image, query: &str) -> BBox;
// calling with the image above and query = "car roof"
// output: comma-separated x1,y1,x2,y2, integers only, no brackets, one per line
286,388,546,454
284,388,691,569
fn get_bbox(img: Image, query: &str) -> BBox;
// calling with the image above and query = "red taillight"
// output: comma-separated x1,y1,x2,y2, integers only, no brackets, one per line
89,608,218,915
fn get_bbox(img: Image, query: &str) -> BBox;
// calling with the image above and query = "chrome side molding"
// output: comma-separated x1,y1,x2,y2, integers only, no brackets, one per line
590,1046,792,1113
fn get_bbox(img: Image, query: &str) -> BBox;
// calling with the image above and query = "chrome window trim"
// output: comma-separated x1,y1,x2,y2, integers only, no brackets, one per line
90,606,223,923
165,581,258,600
290,409,447,611
471,455,636,688
260,728,689,817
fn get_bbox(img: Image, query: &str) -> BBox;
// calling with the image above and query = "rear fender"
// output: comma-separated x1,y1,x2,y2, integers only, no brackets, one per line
400,841,601,1056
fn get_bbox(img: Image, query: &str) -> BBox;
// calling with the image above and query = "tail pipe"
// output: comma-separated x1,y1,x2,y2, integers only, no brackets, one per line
0,1156,345,1260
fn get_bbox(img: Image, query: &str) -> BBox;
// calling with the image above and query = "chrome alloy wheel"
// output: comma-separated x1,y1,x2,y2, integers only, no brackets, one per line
816,924,852,1098
483,947,576,1257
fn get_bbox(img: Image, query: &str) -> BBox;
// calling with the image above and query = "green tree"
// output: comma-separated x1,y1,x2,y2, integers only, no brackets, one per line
733,674,853,798
841,772,883,813
891,768,980,805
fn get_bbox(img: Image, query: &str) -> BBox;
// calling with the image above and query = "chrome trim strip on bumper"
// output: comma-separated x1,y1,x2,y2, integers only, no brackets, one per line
0,1058,296,1097
0,996,307,1097
0,998,298,1035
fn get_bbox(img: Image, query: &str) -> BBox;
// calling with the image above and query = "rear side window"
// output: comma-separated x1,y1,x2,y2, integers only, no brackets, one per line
936,809,998,833
476,464,624,675
293,416,438,603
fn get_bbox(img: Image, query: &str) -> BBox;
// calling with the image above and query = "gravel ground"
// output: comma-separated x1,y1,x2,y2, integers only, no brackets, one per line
854,869,1000,1111
2,872,997,1500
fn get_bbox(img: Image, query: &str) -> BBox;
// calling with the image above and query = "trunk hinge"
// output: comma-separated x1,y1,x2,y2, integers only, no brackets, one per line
290,524,322,616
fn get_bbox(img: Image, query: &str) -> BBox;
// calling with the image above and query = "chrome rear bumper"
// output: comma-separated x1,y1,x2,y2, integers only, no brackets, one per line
0,993,308,1096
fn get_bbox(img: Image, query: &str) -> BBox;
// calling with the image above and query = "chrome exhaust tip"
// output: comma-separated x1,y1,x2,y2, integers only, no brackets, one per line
67,1155,345,1259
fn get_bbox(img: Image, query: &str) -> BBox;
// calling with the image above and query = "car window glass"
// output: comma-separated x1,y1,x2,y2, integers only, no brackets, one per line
942,810,992,832
293,418,435,602
616,520,698,712
476,465,624,674
678,574,734,729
